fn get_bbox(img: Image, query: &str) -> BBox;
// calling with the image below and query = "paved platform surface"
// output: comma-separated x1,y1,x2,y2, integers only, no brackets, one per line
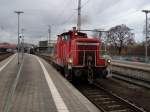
0,54,100,112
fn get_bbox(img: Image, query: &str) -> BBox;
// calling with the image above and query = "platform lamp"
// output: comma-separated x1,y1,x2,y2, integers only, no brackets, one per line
14,11,24,64
142,10,150,63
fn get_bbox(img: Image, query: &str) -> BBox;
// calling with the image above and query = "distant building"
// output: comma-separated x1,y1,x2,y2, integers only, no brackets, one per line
38,40,56,53
39,40,48,47
0,43,16,53
48,40,56,53
38,40,48,53
23,43,35,54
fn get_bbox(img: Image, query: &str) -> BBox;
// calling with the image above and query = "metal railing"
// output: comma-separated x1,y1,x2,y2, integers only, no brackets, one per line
70,50,107,67
112,56,150,63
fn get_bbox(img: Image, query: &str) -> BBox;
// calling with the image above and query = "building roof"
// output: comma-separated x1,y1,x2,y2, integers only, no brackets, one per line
0,43,16,49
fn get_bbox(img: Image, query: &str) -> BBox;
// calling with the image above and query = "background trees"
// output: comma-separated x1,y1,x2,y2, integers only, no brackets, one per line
107,24,135,55
92,24,150,56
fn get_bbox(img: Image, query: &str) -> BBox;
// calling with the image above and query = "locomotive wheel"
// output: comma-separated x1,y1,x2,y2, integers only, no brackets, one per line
102,69,108,78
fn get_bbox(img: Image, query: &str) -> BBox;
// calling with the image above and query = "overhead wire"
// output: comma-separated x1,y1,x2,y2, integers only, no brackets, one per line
52,12,76,35
57,0,91,26
52,0,77,34
81,0,91,9
52,0,91,36
55,0,91,27
54,0,72,21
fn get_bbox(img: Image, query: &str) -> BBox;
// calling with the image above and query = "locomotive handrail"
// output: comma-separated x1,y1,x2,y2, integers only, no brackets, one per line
70,50,106,51
69,50,108,67
70,49,108,59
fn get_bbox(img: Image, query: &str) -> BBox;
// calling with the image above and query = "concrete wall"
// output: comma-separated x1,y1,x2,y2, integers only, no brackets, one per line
111,60,150,82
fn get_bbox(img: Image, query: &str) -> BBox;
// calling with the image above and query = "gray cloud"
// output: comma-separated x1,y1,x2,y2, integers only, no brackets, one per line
0,0,150,44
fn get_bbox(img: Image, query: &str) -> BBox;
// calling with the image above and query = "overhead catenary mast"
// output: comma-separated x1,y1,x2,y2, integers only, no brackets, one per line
77,0,81,31
48,25,51,52
21,28,24,59
142,10,150,63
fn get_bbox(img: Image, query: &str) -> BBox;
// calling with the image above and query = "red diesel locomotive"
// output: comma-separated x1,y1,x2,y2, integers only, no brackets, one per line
54,27,111,83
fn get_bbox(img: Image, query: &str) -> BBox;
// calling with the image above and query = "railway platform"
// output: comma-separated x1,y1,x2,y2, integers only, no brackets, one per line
0,53,100,112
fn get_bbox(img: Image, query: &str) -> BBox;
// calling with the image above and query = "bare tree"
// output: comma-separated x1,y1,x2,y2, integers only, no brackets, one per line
108,24,135,55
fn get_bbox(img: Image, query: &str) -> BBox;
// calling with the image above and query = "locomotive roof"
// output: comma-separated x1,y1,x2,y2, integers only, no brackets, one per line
60,31,71,35
60,31,87,37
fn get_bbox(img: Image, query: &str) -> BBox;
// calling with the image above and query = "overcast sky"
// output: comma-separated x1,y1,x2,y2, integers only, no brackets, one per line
0,0,150,44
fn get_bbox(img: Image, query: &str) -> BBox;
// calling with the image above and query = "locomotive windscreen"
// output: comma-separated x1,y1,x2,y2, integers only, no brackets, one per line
77,32,87,37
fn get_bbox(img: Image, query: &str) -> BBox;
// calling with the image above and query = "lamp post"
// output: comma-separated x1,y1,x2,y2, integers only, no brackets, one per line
142,10,150,63
14,11,24,64
21,28,24,59
48,25,51,53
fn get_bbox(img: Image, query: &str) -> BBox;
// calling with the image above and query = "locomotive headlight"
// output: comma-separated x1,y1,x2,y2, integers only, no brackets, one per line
68,58,73,64
107,59,111,64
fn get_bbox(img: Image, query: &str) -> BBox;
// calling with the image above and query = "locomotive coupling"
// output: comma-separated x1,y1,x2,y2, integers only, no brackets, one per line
68,64,72,69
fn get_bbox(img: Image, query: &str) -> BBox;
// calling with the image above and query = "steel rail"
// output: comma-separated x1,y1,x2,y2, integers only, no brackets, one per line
74,82,146,112
112,72,150,89
94,83,146,112
39,54,147,112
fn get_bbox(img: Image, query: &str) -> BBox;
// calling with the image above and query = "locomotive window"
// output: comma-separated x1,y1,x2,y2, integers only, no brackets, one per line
64,35,67,40
67,35,70,40
62,35,70,41
77,32,87,37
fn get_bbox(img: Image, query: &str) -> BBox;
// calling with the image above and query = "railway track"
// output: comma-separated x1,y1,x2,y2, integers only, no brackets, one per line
0,53,13,62
112,73,150,89
39,54,148,112
74,82,146,112
39,54,150,89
